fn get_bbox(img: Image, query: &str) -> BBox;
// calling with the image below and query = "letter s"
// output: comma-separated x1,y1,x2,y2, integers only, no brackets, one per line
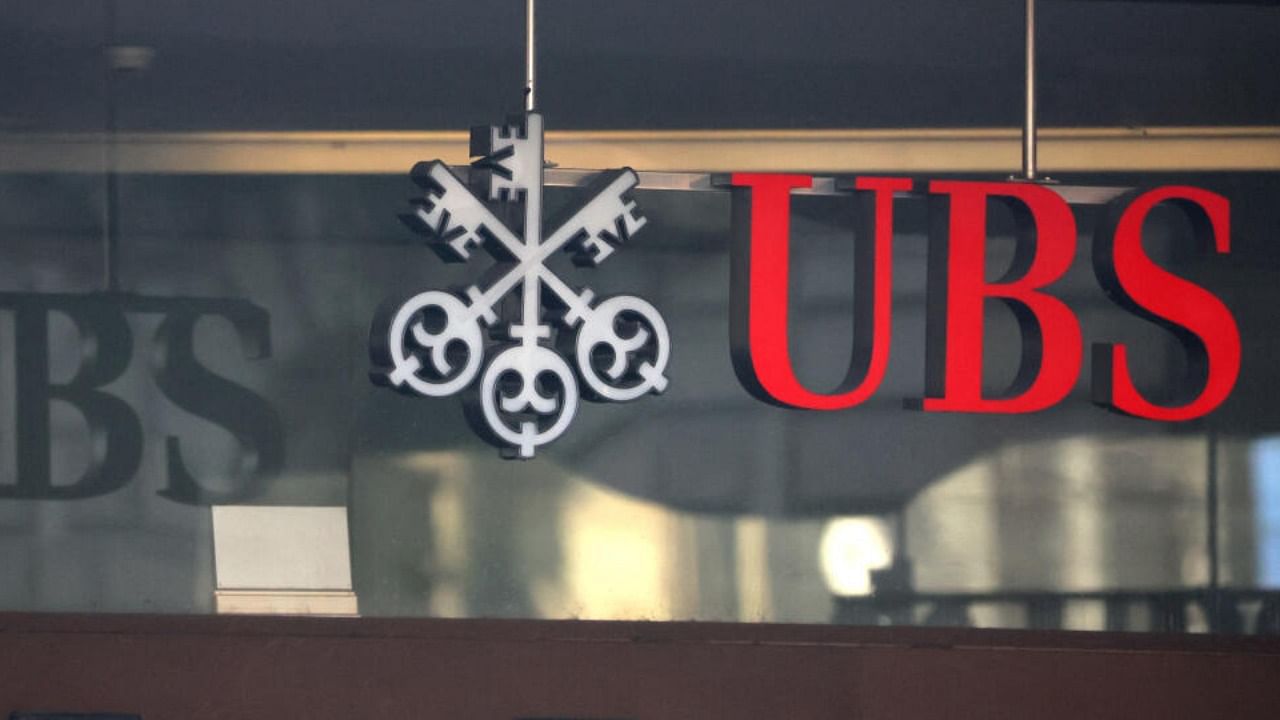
152,305,284,504
1092,186,1240,421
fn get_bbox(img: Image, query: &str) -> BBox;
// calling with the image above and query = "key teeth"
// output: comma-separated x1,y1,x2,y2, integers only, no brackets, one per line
565,198,646,267
428,240,470,263
403,206,477,262
486,168,535,204
472,119,528,150
571,238,616,267
501,113,533,140
469,113,542,205
624,203,648,236
491,186,527,203
447,235,481,260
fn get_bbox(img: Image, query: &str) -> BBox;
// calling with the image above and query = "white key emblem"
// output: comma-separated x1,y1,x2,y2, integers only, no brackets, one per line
371,112,671,459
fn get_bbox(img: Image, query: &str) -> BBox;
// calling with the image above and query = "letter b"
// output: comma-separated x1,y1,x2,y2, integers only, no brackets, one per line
921,181,1083,414
2,298,142,499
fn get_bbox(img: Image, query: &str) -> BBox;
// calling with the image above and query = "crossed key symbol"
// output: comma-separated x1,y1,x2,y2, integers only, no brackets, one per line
371,112,670,458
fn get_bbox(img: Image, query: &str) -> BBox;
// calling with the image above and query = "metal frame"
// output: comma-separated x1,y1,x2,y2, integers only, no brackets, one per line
3,126,1278,175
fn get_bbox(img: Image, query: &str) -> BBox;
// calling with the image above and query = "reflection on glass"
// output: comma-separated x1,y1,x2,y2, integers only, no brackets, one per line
1252,437,1280,587
820,517,893,597
2,1,1279,635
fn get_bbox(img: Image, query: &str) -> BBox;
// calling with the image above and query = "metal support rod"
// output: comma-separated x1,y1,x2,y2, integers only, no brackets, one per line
525,0,536,111
1022,0,1038,180
102,0,120,292
1207,429,1221,601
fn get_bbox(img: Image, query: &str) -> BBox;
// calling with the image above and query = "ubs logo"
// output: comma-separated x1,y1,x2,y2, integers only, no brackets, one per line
370,112,671,459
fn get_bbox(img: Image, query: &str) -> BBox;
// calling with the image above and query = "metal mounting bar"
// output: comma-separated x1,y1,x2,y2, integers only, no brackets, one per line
525,0,536,111
6,127,1277,174
540,169,1127,205
1022,0,1039,180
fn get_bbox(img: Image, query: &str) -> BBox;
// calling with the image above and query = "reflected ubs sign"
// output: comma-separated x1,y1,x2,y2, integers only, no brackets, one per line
724,175,1239,421
0,293,283,504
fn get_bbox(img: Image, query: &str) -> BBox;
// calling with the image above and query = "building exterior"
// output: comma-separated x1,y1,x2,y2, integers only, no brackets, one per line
1,0,1279,715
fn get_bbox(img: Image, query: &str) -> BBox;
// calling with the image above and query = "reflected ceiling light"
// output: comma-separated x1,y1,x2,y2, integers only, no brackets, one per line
820,516,893,597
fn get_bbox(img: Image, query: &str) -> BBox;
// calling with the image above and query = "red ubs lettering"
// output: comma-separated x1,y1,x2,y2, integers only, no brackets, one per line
725,174,1240,421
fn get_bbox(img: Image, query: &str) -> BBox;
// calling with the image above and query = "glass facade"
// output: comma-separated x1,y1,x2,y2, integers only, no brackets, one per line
2,0,1278,633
